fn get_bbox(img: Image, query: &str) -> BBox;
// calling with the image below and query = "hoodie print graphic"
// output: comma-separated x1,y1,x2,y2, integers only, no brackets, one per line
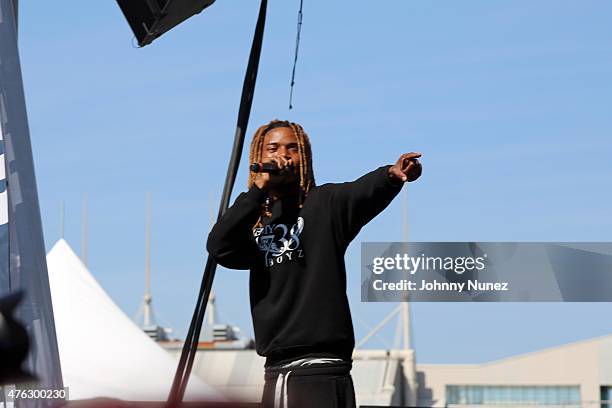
253,216,305,267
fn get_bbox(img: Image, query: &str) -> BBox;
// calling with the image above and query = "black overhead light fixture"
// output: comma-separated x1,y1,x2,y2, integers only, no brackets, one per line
116,0,216,47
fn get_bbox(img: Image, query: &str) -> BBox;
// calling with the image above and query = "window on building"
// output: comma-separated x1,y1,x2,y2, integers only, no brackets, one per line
446,385,580,406
602,386,612,408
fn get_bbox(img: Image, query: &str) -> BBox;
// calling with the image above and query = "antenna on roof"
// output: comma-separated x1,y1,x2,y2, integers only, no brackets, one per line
82,193,88,266
134,192,169,341
402,187,411,351
144,192,153,327
60,201,65,240
209,192,214,232
207,193,217,326
355,188,413,351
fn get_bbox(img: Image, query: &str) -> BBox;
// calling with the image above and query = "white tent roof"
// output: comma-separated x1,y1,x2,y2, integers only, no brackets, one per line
47,239,221,402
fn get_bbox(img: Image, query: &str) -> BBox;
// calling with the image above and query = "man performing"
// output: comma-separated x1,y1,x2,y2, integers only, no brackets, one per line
207,120,422,408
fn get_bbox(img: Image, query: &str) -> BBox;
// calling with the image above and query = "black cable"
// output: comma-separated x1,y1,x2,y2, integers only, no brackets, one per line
289,0,304,110
167,0,268,405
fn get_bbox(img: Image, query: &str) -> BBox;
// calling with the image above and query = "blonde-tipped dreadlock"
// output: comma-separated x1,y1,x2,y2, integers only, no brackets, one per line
248,120,315,224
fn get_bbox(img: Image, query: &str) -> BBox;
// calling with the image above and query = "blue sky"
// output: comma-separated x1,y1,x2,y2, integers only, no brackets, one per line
17,0,612,363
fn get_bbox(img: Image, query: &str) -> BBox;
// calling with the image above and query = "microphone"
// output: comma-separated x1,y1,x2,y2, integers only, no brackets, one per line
250,162,280,173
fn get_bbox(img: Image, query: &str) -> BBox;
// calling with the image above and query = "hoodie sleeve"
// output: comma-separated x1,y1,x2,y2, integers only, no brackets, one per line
327,165,403,246
206,186,267,270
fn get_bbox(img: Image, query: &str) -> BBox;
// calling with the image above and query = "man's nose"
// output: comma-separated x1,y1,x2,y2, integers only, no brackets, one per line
278,146,290,158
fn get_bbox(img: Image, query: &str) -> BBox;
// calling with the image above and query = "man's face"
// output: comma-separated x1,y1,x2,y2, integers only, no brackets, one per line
262,127,301,185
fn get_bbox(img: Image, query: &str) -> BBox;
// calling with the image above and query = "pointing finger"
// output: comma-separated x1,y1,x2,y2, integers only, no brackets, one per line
402,152,422,160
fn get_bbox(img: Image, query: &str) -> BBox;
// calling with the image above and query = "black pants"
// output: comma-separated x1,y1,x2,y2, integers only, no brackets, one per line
261,358,356,408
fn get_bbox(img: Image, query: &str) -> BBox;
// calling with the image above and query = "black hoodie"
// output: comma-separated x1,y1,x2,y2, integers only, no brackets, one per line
207,165,402,366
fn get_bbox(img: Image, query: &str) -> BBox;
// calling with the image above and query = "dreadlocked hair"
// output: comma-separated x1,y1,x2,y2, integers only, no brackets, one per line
248,120,315,226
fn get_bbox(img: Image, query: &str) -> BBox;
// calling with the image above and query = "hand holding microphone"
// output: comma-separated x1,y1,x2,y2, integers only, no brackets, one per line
252,156,295,190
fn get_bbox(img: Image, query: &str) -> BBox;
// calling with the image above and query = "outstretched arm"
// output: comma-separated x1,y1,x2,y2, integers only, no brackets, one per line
329,152,422,245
